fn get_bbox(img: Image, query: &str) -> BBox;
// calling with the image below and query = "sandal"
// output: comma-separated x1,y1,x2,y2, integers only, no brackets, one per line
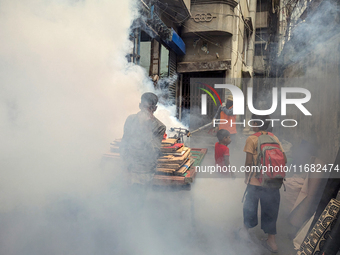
261,239,278,253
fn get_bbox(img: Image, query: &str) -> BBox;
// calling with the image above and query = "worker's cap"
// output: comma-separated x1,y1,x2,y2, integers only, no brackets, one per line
227,95,233,101
141,92,158,106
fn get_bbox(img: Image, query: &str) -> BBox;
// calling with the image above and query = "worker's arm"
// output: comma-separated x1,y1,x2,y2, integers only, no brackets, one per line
212,106,221,130
220,106,234,116
150,119,166,157
120,115,135,170
244,152,253,184
224,155,230,166
120,115,133,155
213,105,222,120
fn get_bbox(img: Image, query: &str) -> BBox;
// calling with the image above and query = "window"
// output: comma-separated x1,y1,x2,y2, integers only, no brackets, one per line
159,45,169,78
256,0,269,12
139,31,152,73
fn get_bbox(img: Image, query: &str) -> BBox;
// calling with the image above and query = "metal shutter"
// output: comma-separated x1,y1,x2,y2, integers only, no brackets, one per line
168,50,177,102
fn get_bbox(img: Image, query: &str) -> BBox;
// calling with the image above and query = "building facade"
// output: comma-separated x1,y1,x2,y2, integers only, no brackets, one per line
129,0,189,104
131,0,283,129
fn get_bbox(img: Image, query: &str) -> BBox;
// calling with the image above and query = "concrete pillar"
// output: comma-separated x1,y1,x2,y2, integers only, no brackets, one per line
231,5,240,81
246,0,257,68
149,39,160,84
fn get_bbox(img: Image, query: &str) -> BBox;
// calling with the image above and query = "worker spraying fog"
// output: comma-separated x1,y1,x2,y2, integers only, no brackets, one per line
213,95,237,137
120,92,166,189
118,92,166,245
189,95,237,139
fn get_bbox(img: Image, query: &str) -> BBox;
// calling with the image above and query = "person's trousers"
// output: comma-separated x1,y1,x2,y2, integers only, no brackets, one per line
243,185,280,235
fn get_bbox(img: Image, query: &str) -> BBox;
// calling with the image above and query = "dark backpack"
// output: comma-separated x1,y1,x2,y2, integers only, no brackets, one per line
253,132,286,189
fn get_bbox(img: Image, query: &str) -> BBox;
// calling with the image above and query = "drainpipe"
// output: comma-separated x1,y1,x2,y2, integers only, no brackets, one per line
137,28,141,65
244,0,257,134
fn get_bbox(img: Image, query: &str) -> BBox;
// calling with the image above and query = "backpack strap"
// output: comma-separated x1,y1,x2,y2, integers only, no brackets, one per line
253,131,274,137
252,132,262,137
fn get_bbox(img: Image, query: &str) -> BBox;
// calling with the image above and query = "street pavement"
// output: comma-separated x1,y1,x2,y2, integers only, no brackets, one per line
187,129,297,255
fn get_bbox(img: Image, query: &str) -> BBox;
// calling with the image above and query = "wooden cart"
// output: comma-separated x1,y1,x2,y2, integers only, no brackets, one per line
102,147,207,187
152,148,207,187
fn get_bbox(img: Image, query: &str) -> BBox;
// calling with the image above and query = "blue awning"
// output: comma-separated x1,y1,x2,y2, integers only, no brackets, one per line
136,4,186,56
163,28,186,56
136,16,186,56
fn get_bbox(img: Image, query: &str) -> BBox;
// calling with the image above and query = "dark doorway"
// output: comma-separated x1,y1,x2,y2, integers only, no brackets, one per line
181,71,225,129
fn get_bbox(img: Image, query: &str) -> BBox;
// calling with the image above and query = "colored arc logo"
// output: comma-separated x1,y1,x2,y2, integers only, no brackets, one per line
198,82,222,106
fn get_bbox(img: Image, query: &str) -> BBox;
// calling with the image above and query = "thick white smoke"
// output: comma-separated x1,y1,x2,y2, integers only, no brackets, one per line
0,0,146,208
0,1,198,254
0,1,286,254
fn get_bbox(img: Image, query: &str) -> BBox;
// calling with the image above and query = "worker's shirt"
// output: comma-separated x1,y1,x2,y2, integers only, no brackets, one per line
120,111,166,178
243,131,284,186
214,105,237,134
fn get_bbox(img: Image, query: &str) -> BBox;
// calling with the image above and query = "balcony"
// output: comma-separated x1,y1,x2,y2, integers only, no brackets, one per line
182,0,238,35
158,0,191,23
